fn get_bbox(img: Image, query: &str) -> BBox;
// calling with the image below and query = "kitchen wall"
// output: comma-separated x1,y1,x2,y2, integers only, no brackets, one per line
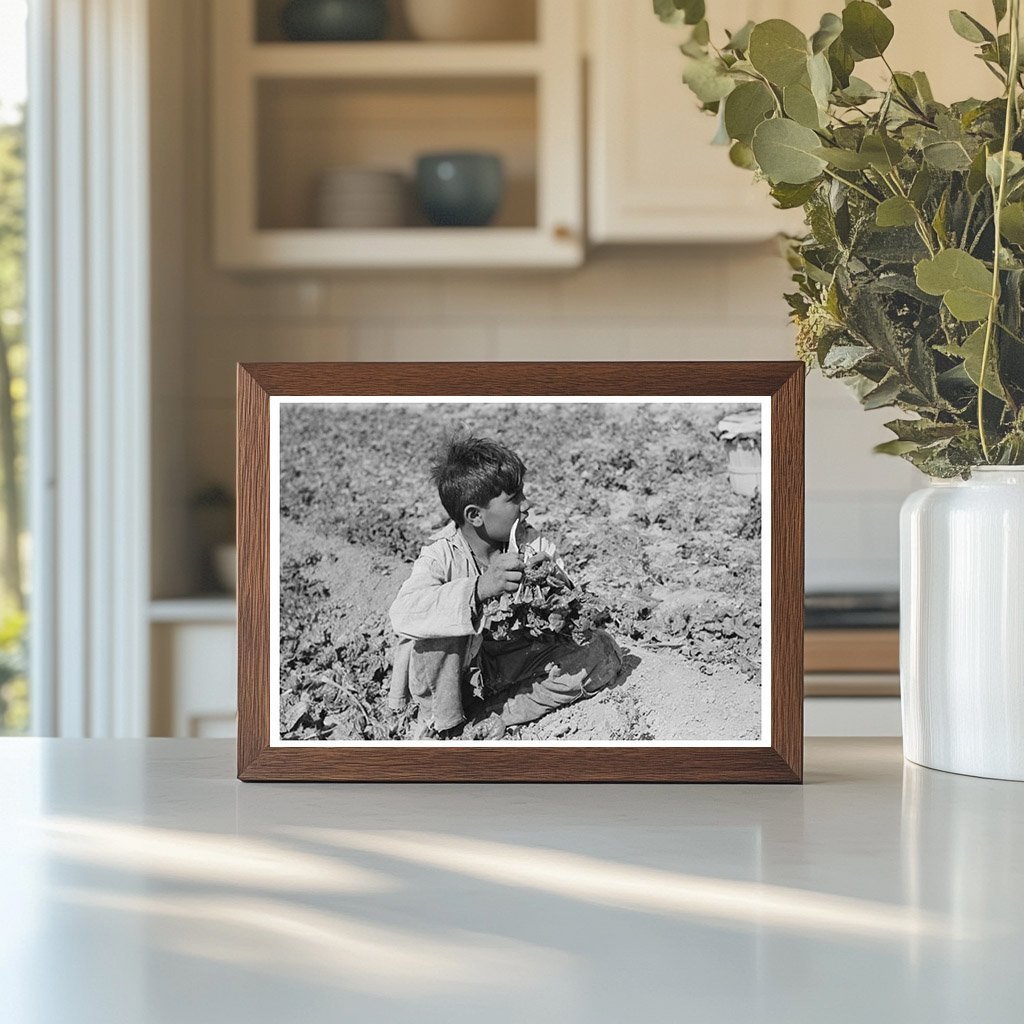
153,0,920,598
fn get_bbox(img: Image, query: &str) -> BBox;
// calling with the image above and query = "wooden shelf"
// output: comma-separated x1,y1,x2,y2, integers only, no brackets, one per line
150,597,236,623
805,629,899,675
217,226,580,270
249,42,544,78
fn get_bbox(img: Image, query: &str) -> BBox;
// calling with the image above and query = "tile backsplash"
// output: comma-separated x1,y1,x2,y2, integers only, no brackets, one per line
180,247,917,593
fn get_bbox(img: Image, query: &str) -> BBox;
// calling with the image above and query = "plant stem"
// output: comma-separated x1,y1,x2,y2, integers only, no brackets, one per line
750,69,784,117
969,212,994,253
979,0,1021,462
884,170,939,254
962,191,980,249
822,167,880,205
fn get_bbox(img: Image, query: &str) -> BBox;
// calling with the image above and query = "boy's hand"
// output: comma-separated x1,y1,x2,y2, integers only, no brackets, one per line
477,553,527,601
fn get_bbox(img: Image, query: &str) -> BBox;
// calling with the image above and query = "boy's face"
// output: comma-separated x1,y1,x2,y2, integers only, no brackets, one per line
466,481,531,546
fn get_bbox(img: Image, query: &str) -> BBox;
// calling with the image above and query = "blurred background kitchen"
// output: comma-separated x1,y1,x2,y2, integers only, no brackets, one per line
0,0,997,740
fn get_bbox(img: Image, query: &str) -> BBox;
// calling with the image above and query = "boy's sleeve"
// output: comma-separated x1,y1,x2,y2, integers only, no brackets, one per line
389,550,481,640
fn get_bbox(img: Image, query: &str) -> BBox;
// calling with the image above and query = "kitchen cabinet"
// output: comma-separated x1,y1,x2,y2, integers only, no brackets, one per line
150,601,237,738
586,0,999,244
587,0,811,243
211,0,583,269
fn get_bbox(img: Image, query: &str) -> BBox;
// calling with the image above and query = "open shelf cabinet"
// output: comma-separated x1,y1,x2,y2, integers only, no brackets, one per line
212,0,583,268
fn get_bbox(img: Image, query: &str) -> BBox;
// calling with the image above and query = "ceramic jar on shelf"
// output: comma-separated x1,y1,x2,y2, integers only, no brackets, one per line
414,152,504,227
280,0,388,42
403,0,535,42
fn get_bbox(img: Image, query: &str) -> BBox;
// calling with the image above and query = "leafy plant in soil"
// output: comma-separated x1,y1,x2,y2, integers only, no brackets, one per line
482,560,612,643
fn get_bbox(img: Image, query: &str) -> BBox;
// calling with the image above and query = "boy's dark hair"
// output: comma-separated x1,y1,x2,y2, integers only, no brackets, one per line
431,434,526,526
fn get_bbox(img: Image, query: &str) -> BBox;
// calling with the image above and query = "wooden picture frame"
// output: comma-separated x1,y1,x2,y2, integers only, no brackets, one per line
237,362,804,782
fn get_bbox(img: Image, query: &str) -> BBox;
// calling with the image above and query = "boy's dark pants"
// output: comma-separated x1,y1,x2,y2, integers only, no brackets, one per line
408,631,623,731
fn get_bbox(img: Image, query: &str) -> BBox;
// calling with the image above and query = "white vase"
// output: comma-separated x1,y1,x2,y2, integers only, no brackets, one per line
900,467,1024,780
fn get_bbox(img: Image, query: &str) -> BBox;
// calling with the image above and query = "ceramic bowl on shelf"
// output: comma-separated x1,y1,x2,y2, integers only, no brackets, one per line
402,0,534,42
414,152,504,227
315,167,407,228
280,0,388,42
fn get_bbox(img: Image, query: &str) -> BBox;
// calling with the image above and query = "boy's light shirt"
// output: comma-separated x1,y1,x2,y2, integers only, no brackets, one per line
389,522,483,642
388,521,567,714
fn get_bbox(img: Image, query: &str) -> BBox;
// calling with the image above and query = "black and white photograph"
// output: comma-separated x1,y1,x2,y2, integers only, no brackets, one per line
270,397,770,746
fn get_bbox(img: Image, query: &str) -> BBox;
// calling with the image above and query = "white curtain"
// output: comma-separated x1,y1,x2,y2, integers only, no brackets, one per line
28,0,150,736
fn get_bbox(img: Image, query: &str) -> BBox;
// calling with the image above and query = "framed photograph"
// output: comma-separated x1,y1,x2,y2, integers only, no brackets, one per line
237,362,803,782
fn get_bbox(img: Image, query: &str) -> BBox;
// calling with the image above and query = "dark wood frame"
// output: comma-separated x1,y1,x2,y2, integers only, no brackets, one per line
237,362,804,782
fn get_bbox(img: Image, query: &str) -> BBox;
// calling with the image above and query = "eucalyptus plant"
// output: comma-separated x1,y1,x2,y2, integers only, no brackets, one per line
656,0,1024,475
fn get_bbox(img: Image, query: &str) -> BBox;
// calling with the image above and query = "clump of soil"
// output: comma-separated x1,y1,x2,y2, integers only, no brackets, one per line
279,403,763,741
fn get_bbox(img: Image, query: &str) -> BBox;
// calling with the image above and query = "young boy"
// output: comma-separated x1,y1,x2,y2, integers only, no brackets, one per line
388,435,624,740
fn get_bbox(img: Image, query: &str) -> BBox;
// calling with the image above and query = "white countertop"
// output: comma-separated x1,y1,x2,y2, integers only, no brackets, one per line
1,738,1021,1023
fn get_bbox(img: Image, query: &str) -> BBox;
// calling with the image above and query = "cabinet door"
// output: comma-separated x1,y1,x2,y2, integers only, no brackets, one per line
151,622,237,738
587,0,812,242
587,0,996,244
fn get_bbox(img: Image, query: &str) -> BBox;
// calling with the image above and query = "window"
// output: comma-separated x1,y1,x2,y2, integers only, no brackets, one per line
0,0,28,734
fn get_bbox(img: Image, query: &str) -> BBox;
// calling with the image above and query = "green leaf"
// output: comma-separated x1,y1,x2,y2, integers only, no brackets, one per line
751,118,828,184
932,190,950,247
909,164,933,205
862,374,903,409
922,140,972,171
748,20,809,87
687,2,707,26
838,76,878,104
979,33,1015,75
939,325,1006,398
810,13,843,54
827,36,856,89
729,140,757,170
842,1,895,59
723,81,775,144
876,197,918,228
986,150,1024,191
653,0,705,26
653,0,681,24
683,57,736,104
891,72,922,110
724,20,755,53
967,144,991,194
948,10,994,44
993,0,1008,24
860,133,904,173
874,439,922,455
814,146,872,170
784,80,825,129
913,71,935,104
1000,203,1024,245
915,250,994,322
808,51,833,110
885,418,963,443
691,19,710,45
770,180,820,209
